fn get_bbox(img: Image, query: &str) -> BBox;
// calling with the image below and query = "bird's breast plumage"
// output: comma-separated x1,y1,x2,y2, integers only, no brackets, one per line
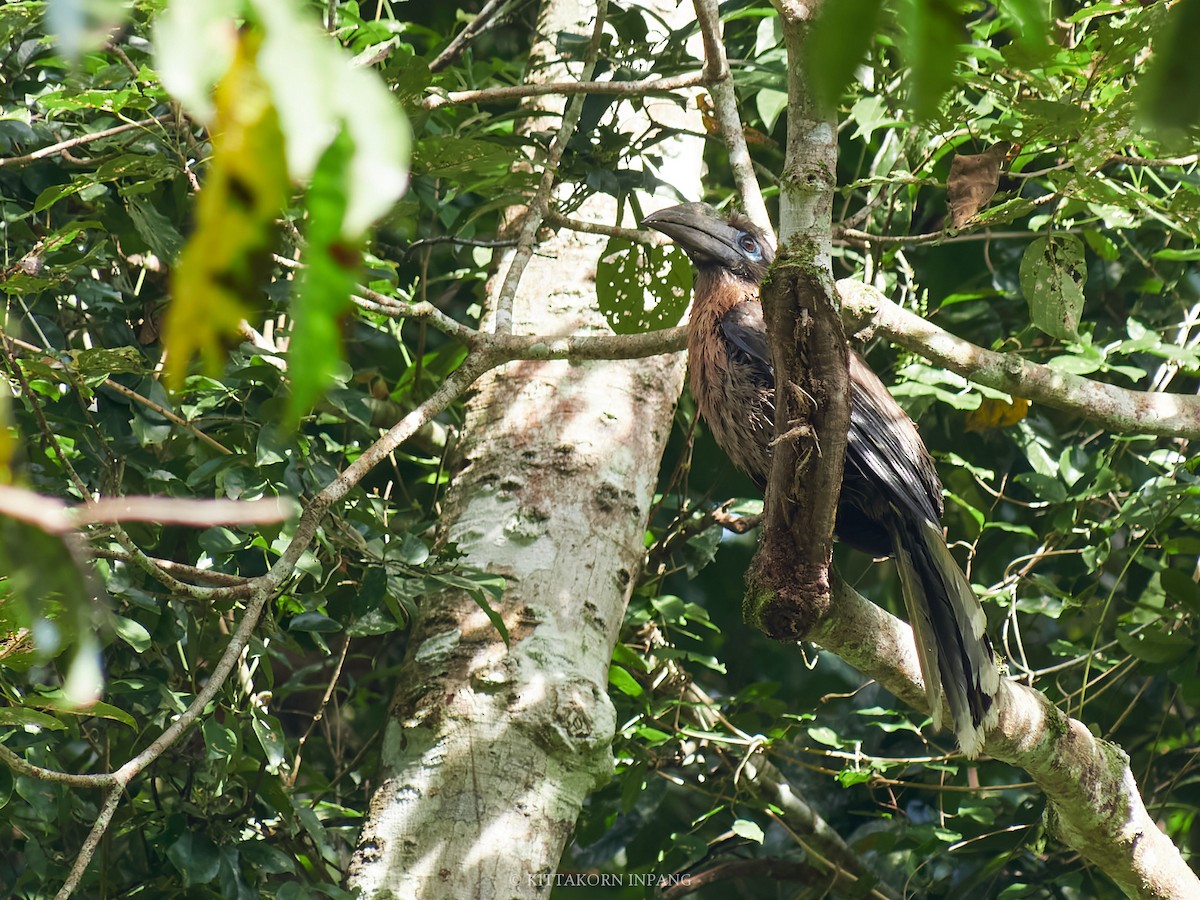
686,274,774,485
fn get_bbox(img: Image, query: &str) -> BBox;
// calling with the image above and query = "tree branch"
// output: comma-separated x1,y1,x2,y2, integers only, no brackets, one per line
810,576,1200,899
421,70,710,110
692,0,771,234
745,0,847,638
0,114,176,169
488,0,609,334
836,279,1200,440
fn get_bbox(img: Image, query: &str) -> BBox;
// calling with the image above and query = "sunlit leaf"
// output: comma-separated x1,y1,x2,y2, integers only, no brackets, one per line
162,29,289,388
732,818,766,844
252,0,410,236
597,238,691,335
1020,235,1086,340
608,665,645,699
252,706,287,771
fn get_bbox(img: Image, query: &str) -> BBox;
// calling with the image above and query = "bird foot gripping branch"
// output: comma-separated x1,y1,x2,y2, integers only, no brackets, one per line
642,202,1000,757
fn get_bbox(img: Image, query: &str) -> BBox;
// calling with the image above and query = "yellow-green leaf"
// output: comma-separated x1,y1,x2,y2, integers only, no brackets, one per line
162,29,289,388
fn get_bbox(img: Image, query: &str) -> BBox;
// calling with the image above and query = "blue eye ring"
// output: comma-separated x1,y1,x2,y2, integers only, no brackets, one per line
738,233,761,258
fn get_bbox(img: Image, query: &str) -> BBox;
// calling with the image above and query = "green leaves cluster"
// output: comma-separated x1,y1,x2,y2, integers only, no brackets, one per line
566,2,1200,897
0,2,497,896
3,0,1200,896
154,0,410,419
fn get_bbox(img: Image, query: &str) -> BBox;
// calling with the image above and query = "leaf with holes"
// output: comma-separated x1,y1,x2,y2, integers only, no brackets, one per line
596,238,691,335
1020,235,1086,341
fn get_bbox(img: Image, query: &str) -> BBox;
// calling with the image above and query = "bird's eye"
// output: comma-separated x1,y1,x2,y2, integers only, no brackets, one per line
738,233,760,258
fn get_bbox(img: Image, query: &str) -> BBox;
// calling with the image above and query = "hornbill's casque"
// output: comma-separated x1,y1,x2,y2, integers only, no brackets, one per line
642,202,999,757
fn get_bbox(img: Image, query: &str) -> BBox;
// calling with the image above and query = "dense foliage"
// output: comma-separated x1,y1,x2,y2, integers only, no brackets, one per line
1,0,1198,897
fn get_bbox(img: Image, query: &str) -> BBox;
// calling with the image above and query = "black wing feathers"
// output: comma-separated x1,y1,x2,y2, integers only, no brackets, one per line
718,303,942,533
719,303,774,389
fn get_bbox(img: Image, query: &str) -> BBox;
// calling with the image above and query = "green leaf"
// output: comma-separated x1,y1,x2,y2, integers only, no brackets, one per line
112,615,152,652
1001,0,1051,59
168,831,222,886
982,521,1038,539
33,180,93,214
1020,235,1086,340
808,0,886,113
1046,354,1101,376
29,694,137,729
635,726,672,745
596,239,691,335
900,0,965,119
287,126,360,422
424,571,509,645
807,725,843,748
1014,472,1067,503
252,707,287,771
837,769,874,787
1082,229,1120,262
203,718,239,760
755,88,788,135
1153,248,1200,262
288,611,342,633
1161,568,1200,615
0,707,67,730
127,197,185,262
731,818,765,844
1116,625,1192,665
608,665,645,699
70,347,147,378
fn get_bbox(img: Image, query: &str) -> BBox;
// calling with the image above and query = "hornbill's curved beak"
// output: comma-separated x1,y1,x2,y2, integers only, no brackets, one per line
641,203,748,270
641,203,773,283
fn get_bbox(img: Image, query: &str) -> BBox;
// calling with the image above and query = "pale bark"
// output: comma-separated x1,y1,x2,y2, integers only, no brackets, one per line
837,278,1200,440
812,578,1200,899
758,2,1200,896
345,1,702,896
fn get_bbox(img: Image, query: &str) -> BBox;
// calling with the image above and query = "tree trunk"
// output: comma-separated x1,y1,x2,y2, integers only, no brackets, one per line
346,1,703,895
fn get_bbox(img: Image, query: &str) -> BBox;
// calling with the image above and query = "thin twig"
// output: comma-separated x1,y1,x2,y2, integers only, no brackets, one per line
53,785,124,900
421,69,709,110
90,548,249,586
0,114,175,169
0,332,233,455
0,484,288,533
692,0,770,235
1107,152,1199,168
286,635,352,787
545,210,651,242
489,0,609,334
429,0,516,73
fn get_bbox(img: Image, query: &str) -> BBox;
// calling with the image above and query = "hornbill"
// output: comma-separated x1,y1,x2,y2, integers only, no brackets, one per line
642,202,999,757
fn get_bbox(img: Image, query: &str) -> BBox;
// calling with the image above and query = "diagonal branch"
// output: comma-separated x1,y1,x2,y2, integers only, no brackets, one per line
691,0,771,235
837,279,1200,439
421,70,710,110
811,575,1200,899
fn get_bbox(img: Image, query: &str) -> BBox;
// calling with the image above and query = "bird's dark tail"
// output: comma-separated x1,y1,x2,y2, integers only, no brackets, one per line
888,515,999,758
